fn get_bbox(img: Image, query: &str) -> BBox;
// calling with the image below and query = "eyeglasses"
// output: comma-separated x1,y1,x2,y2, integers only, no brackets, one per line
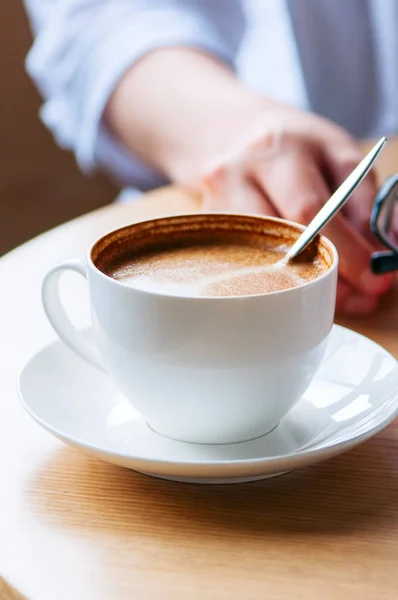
370,174,398,274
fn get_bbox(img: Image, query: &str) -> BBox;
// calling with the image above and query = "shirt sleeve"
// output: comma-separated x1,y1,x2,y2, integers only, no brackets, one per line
23,0,245,187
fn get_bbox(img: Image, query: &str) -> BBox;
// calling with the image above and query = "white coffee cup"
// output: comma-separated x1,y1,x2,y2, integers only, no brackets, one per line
42,213,338,444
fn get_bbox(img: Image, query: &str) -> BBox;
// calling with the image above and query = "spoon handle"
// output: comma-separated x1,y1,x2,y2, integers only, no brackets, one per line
285,136,387,261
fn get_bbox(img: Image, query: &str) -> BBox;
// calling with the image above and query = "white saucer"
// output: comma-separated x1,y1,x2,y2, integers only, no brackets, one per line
18,325,398,484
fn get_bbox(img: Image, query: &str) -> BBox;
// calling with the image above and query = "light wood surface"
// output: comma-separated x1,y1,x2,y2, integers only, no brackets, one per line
1,143,398,600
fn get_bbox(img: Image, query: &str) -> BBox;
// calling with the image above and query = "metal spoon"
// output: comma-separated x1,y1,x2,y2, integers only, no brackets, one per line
284,136,388,262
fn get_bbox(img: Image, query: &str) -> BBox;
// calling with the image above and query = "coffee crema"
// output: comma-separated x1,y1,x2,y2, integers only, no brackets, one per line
93,215,332,298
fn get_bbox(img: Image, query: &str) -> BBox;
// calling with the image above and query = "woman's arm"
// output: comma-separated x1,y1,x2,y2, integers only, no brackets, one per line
23,0,243,180
105,47,256,182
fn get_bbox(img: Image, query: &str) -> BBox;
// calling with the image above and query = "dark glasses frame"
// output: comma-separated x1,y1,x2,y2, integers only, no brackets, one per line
370,174,398,274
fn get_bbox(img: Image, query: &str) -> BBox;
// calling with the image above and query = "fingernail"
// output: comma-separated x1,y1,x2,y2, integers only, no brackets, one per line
360,270,393,295
343,295,378,316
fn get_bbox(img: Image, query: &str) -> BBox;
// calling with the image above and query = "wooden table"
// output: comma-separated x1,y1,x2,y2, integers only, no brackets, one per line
1,142,398,600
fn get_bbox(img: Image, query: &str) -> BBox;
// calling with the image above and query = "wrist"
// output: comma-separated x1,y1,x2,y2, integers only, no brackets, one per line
167,88,265,184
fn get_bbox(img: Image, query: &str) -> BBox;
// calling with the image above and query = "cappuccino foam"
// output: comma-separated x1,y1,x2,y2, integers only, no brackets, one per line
106,242,326,297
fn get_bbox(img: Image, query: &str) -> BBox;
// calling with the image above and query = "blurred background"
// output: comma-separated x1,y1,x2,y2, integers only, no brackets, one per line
0,2,117,256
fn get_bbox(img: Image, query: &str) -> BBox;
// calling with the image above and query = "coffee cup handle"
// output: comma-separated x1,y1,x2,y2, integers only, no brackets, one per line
42,258,105,372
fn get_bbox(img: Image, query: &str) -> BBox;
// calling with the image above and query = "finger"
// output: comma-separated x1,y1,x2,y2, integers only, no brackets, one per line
252,146,393,296
201,165,278,216
251,144,325,225
320,138,380,246
323,212,393,296
336,278,379,316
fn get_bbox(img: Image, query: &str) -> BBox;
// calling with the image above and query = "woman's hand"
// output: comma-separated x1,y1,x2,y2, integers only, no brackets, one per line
198,101,393,315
